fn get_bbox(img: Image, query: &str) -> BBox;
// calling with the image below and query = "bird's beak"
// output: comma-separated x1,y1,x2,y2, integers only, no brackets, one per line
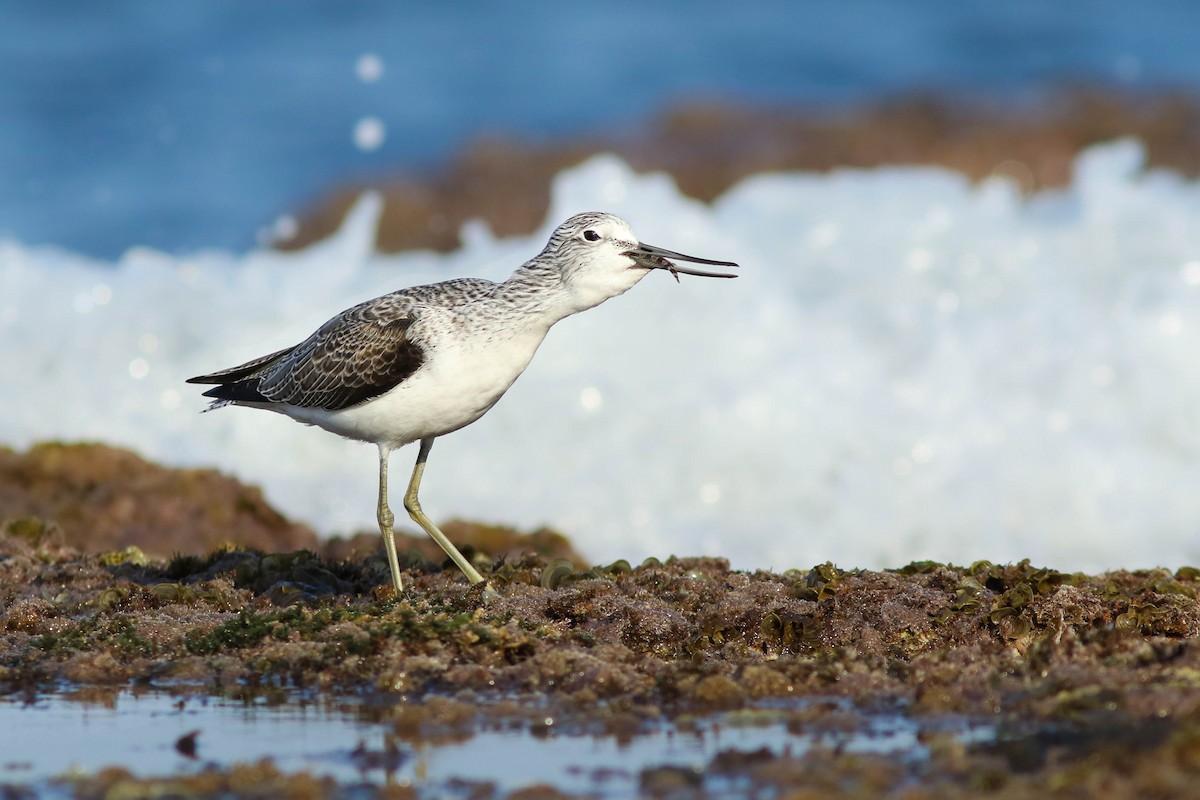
625,242,739,283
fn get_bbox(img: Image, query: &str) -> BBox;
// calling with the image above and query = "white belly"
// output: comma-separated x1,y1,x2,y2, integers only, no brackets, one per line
276,327,547,447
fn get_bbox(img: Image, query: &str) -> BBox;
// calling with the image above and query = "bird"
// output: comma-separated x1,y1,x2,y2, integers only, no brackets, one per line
187,212,738,593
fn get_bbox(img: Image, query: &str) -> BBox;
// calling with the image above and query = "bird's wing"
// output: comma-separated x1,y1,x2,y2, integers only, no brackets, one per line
192,295,426,410
187,346,297,384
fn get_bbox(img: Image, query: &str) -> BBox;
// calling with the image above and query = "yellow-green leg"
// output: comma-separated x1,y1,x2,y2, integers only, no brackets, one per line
377,445,404,593
404,437,486,585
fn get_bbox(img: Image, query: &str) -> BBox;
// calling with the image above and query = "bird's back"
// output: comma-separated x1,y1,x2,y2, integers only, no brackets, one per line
188,278,499,411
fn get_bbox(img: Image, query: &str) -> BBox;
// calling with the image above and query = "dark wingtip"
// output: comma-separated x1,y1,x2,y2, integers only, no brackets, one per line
197,381,270,403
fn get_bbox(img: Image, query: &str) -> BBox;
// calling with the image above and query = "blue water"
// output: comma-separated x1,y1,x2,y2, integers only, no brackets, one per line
3,0,1200,258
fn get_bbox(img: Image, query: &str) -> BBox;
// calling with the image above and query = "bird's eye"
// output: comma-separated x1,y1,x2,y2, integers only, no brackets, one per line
582,229,600,242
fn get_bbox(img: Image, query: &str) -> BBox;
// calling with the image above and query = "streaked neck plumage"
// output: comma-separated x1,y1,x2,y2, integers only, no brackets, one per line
491,252,639,331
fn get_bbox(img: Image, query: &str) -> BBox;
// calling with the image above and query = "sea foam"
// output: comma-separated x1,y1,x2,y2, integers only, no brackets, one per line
3,139,1200,572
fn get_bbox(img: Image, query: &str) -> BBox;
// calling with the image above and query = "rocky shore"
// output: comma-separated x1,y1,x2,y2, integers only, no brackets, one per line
3,442,1200,797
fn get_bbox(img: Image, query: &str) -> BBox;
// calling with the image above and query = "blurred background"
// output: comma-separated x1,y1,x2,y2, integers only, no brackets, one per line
4,0,1200,258
4,1,1200,572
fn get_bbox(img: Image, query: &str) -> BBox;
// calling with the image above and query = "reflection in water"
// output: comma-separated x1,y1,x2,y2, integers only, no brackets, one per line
0,690,994,796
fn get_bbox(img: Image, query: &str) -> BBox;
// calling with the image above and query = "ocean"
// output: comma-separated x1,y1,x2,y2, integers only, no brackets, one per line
3,1,1200,256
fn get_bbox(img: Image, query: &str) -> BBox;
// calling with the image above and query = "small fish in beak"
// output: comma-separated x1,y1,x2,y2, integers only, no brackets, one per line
625,242,739,283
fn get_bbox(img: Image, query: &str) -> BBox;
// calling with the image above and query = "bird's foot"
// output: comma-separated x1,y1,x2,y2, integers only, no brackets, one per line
474,581,499,604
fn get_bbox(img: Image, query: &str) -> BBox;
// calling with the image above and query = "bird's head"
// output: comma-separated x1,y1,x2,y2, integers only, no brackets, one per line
541,212,738,310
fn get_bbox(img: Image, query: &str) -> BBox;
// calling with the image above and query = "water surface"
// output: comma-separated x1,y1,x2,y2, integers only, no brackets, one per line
0,690,992,796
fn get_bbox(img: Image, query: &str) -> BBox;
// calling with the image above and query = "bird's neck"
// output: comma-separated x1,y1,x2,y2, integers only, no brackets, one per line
492,261,584,329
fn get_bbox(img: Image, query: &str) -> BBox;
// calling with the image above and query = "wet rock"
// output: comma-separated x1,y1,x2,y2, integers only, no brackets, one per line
5,444,1200,797
0,442,319,557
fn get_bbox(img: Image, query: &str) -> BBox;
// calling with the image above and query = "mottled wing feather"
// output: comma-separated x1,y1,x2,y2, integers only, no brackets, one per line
192,295,426,411
260,306,423,409
186,346,296,384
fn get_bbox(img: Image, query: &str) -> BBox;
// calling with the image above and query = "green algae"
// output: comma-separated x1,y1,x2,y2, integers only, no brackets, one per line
32,613,158,660
4,516,57,547
538,558,575,589
98,546,149,567
791,561,853,602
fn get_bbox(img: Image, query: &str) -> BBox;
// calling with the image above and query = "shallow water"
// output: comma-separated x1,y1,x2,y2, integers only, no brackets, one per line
0,690,992,795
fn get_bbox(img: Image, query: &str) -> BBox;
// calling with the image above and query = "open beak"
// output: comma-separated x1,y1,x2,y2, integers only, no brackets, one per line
625,242,739,283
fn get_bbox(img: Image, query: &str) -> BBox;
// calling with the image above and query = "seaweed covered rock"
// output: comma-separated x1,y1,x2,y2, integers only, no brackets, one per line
0,442,320,557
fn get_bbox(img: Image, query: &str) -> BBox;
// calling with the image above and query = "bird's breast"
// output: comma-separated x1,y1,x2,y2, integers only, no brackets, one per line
424,328,545,405
303,324,549,447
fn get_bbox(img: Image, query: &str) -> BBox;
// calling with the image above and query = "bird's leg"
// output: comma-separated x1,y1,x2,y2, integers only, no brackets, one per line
404,437,486,585
377,445,404,593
